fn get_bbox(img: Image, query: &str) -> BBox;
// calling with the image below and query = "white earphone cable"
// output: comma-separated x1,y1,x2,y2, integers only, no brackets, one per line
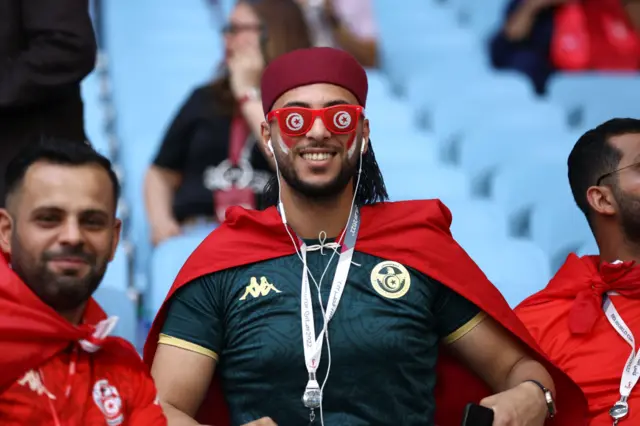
271,137,365,426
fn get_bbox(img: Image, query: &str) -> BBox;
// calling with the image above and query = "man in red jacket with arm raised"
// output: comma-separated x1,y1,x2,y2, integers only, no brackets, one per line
145,47,587,426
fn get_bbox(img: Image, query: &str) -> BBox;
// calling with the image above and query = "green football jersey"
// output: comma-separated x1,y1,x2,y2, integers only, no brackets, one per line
161,238,483,426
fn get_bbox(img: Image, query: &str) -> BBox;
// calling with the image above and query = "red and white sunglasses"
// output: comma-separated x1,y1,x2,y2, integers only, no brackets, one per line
267,104,364,137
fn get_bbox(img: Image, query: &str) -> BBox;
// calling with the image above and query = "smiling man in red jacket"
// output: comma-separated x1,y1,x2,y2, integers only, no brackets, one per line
145,47,587,426
0,139,166,425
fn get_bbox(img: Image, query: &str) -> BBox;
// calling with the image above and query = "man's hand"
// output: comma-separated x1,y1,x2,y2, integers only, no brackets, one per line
241,417,277,426
480,382,548,426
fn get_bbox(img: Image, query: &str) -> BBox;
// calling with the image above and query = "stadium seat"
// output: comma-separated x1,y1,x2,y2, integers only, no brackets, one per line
548,73,640,109
385,165,471,205
93,286,138,344
373,129,439,170
101,244,130,291
454,0,510,40
460,236,551,307
384,30,487,89
530,194,593,273
446,198,509,247
434,98,565,164
366,97,417,134
459,127,573,195
491,159,569,236
577,237,599,257
147,232,213,318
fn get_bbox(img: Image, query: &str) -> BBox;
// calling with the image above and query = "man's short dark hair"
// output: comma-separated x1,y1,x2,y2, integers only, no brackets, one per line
4,138,120,209
568,118,640,225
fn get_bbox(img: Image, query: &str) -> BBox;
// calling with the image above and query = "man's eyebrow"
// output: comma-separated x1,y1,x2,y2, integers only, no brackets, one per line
282,101,311,108
281,99,352,109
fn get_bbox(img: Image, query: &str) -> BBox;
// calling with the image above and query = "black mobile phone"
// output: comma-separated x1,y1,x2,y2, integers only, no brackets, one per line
460,403,494,426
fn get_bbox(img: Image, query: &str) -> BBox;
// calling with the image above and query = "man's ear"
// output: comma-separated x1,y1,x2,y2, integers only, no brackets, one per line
586,185,617,218
361,119,370,154
109,218,122,262
0,209,14,256
261,122,273,159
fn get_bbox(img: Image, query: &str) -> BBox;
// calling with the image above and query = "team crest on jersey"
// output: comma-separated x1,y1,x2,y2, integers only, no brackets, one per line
92,379,124,425
240,276,281,300
370,261,411,299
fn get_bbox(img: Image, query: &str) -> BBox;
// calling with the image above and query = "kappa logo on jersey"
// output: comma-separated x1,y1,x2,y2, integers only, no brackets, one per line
17,370,56,399
370,261,411,299
92,379,124,425
240,276,281,300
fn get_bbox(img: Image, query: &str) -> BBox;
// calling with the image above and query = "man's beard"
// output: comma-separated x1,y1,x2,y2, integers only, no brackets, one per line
613,186,640,243
11,239,108,313
275,138,360,201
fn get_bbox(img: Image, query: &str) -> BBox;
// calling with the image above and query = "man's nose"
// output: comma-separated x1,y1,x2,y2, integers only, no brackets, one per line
58,219,83,246
305,116,331,141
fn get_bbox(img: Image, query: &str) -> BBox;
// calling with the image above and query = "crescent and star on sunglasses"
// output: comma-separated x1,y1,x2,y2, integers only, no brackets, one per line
267,103,365,138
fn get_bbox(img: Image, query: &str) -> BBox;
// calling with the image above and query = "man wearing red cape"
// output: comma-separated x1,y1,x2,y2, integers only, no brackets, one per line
516,119,640,426
144,47,587,426
0,139,167,425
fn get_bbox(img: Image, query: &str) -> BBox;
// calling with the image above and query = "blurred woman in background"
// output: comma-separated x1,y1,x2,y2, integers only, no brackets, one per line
490,0,640,94
144,0,311,246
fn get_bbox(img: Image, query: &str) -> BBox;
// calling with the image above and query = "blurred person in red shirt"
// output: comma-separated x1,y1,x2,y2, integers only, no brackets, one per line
0,139,166,425
517,119,640,425
145,0,312,246
491,0,640,94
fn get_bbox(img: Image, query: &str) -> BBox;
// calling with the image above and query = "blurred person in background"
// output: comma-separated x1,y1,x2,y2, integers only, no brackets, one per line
490,0,640,94
295,0,378,67
144,0,311,247
0,0,96,206
517,119,640,425
0,139,166,425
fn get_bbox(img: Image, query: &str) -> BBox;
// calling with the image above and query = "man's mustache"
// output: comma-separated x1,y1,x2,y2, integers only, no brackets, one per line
42,248,94,263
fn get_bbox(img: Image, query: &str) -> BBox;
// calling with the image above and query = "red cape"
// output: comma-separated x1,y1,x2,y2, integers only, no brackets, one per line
144,200,588,425
0,253,142,392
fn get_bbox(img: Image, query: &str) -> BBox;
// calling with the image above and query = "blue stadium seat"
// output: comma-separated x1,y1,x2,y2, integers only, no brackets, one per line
374,1,471,83
446,198,509,247
455,0,510,40
434,98,565,164
366,97,416,133
101,244,130,291
147,231,213,318
577,237,599,257
547,73,640,128
491,159,569,236
385,165,470,205
366,69,392,104
461,237,551,307
530,194,592,273
373,129,439,170
92,286,138,344
459,127,574,195
384,30,487,88
81,74,111,158
406,67,508,121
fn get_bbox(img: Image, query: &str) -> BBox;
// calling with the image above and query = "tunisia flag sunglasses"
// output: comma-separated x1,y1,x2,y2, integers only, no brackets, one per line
266,104,364,137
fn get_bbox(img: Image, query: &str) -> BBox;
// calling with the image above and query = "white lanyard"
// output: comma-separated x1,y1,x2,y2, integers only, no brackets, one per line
604,294,640,423
299,207,360,409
